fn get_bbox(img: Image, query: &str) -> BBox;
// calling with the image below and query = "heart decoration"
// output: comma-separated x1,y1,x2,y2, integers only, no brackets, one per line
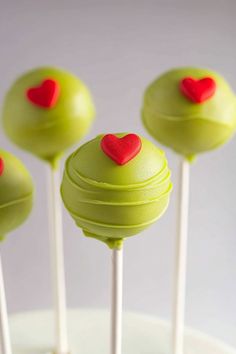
101,134,142,165
0,158,4,176
180,77,216,103
26,79,60,108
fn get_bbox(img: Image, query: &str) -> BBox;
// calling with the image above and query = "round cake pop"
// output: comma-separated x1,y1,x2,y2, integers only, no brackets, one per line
2,67,95,167
61,133,172,248
0,150,33,240
142,67,236,160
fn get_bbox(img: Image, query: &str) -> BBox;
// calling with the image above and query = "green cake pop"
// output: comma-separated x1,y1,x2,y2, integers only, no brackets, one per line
0,150,33,240
142,67,236,354
142,67,236,160
2,67,95,167
61,133,172,249
1,66,93,354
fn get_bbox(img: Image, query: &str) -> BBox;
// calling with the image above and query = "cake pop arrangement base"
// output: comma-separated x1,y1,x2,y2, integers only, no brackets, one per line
10,309,235,354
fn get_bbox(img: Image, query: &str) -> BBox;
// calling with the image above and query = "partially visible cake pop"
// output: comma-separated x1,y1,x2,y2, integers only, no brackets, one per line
142,67,236,160
2,66,95,167
0,150,33,239
61,132,172,248
0,150,33,354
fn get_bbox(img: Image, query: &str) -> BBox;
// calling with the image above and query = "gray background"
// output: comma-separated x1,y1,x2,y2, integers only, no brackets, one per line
0,0,236,348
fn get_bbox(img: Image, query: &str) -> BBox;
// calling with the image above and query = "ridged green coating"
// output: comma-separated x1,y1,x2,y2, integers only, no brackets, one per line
142,67,236,159
2,67,95,168
0,150,33,240
61,134,172,249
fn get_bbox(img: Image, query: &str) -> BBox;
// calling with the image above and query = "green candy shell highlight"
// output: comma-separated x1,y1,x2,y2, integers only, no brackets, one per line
61,133,172,249
142,67,236,159
0,150,33,239
2,67,95,168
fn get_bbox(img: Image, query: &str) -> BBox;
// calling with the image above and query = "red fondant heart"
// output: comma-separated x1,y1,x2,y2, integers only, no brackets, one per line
26,79,60,108
101,134,142,165
0,158,4,176
180,77,216,103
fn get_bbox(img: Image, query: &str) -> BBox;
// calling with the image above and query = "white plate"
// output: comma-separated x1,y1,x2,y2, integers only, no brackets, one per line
10,309,236,354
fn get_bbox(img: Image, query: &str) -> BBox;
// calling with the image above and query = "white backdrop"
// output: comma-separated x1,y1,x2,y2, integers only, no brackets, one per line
0,0,235,347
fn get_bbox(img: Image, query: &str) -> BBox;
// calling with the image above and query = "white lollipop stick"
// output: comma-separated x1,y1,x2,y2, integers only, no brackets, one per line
48,164,69,354
172,158,190,354
0,254,12,354
111,248,123,354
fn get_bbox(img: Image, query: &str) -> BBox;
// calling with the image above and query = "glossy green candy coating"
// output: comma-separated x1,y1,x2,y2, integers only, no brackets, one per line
142,67,236,159
2,67,95,168
61,133,172,249
0,150,33,240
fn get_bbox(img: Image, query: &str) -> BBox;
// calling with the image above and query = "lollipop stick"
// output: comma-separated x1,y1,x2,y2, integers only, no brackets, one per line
172,158,190,354
0,254,12,354
111,248,123,354
48,164,69,354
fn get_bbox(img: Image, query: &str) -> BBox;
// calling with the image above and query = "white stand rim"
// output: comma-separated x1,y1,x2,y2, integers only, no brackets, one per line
9,309,236,354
